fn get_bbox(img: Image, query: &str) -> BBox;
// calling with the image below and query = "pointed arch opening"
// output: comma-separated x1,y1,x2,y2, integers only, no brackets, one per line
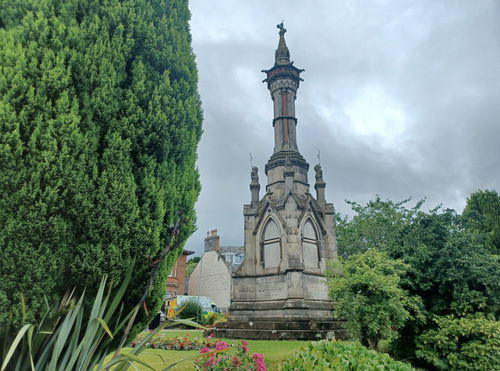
302,218,320,268
261,218,281,268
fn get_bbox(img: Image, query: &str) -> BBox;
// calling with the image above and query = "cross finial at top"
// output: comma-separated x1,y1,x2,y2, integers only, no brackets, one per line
277,22,286,36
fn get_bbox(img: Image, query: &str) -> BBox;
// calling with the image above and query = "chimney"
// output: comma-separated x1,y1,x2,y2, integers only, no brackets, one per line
204,229,220,253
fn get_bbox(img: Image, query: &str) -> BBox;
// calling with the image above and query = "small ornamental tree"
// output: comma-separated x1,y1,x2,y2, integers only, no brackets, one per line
329,250,423,350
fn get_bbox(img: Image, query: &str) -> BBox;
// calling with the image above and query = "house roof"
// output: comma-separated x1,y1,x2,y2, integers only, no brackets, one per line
220,246,244,254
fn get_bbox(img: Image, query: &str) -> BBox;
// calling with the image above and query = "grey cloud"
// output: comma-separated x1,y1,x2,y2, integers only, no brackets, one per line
186,0,500,255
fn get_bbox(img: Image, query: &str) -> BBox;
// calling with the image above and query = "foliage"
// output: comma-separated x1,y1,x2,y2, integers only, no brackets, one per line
178,299,203,320
335,196,421,259
0,272,205,371
329,250,423,350
130,332,216,351
185,258,200,278
394,208,498,318
195,340,266,371
335,195,500,360
204,312,229,326
189,256,202,264
416,315,500,371
463,189,500,254
279,341,414,371
337,196,499,318
0,0,202,336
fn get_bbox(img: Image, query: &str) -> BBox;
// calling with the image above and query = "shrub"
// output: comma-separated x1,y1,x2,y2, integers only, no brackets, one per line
416,315,500,370
279,341,413,371
329,250,423,350
205,312,229,326
178,299,203,320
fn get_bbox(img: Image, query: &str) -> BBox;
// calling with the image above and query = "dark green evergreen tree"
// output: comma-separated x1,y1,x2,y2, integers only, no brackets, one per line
0,0,202,334
463,189,500,254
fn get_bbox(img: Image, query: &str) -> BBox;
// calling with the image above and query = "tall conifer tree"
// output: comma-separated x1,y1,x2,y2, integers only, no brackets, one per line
0,0,202,332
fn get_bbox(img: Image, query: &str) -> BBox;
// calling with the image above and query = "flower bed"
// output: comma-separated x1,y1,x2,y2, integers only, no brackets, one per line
130,332,217,351
195,340,266,371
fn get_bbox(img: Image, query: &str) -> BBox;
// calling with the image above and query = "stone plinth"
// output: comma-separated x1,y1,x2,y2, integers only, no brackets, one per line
206,320,347,341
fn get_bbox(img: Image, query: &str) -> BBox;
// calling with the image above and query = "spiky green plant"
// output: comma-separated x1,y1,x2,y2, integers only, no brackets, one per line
0,271,204,371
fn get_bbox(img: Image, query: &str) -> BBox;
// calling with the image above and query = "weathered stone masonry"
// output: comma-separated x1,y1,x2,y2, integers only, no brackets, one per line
210,23,345,340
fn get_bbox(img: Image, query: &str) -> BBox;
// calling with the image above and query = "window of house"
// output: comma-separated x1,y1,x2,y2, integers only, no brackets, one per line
169,263,177,278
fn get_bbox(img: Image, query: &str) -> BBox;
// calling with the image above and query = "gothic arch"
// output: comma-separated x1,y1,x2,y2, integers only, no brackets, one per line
301,217,321,268
260,216,281,269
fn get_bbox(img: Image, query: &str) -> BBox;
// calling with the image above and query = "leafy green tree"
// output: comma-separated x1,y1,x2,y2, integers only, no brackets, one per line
0,0,202,336
329,250,423,350
393,208,499,318
335,196,422,259
463,189,500,254
335,196,499,362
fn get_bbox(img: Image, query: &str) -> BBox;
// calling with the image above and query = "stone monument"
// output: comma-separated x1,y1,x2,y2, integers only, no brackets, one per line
210,23,345,340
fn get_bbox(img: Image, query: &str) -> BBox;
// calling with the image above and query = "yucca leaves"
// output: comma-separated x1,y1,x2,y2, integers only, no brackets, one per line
1,268,136,371
1,264,207,371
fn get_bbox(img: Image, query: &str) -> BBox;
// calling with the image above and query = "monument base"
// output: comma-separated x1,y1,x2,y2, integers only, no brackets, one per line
205,299,347,340
206,319,347,341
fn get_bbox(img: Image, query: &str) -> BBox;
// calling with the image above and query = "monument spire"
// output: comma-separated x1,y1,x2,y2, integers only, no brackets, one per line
275,22,290,65
262,23,308,177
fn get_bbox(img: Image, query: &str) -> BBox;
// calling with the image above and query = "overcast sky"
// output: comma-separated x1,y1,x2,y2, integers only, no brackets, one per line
184,0,500,255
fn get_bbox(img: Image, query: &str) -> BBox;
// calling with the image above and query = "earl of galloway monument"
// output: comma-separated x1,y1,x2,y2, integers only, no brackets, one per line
210,24,346,340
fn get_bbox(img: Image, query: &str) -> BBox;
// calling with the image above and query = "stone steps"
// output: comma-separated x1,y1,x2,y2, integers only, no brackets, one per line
206,327,348,341
205,320,348,340
216,320,345,331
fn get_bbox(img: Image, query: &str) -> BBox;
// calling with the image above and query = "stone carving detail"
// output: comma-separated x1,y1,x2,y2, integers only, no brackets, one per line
277,22,286,36
314,164,323,182
251,166,259,185
250,166,260,203
270,79,297,93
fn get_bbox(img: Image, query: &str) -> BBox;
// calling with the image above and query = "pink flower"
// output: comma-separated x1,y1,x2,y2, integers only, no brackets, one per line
208,354,219,366
200,347,210,353
207,333,214,339
232,355,242,367
240,340,249,353
215,341,228,350
253,353,266,371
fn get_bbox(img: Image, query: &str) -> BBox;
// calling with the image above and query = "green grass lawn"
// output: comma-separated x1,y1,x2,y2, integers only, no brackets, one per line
119,330,310,370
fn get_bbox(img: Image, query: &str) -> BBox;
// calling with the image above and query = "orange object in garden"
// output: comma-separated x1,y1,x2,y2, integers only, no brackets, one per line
167,298,177,318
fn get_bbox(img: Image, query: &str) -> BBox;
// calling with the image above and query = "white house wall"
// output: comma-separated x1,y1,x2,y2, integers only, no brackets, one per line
188,251,231,310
